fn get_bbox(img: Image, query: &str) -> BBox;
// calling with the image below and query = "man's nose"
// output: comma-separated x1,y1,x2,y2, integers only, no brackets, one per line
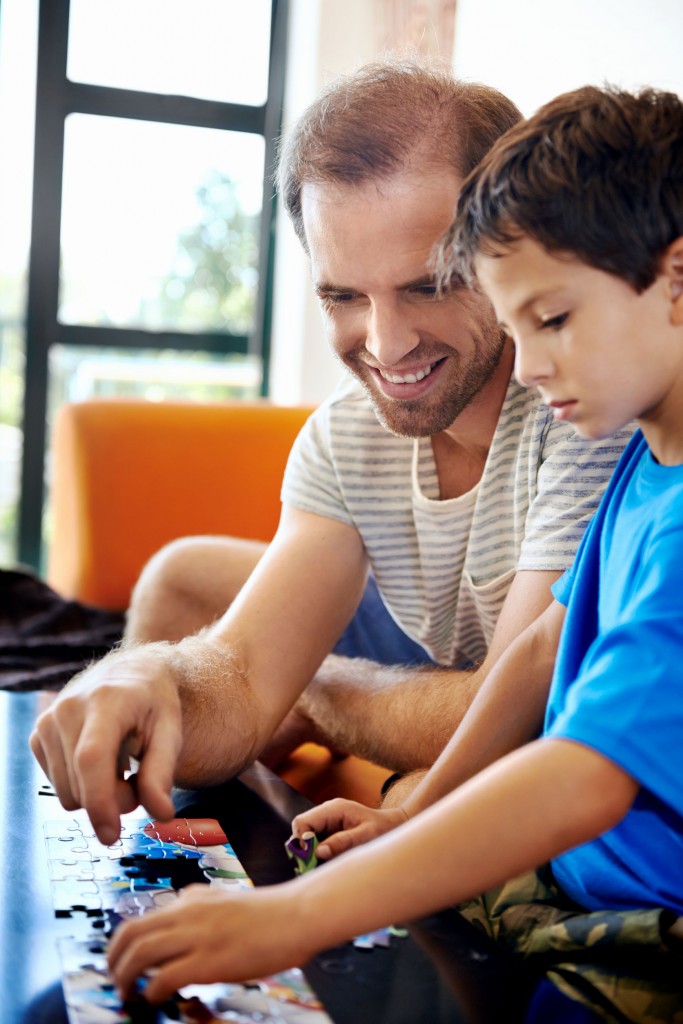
365,302,419,366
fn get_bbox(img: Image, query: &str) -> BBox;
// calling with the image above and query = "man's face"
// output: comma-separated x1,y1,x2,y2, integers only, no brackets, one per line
475,233,681,442
301,169,506,438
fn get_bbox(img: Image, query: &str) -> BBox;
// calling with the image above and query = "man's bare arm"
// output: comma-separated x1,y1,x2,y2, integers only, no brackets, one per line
297,568,561,773
30,506,368,842
402,598,564,813
293,599,563,858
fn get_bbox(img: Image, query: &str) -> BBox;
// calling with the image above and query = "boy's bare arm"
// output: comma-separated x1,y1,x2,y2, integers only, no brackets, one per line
297,738,638,950
296,568,562,772
109,737,638,1001
30,506,368,844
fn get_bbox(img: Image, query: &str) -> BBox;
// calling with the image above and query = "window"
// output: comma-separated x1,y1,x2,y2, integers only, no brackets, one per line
2,0,287,570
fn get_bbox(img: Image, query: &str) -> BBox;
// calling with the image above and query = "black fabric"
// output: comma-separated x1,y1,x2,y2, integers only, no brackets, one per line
0,568,124,691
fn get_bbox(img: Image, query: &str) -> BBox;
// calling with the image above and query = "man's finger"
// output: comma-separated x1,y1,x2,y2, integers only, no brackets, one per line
29,718,81,812
133,712,183,823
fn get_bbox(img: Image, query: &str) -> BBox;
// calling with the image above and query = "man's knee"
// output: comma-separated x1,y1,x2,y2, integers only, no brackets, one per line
126,535,266,643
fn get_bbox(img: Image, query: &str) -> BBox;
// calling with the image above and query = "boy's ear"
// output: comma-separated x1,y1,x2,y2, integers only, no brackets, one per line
662,236,683,323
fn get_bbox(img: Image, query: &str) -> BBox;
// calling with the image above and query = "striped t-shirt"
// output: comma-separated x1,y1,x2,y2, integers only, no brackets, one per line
281,375,632,668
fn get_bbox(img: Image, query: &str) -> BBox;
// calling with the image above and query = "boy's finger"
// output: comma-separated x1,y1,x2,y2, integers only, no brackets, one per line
142,957,197,1005
317,825,370,860
292,798,359,837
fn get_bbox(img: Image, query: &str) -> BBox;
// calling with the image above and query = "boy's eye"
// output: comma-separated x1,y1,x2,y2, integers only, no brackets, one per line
540,312,569,331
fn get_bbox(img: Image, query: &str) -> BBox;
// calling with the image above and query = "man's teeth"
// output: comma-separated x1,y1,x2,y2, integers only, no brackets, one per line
379,363,435,384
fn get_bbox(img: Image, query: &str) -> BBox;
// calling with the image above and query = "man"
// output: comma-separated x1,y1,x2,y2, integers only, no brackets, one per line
31,60,630,844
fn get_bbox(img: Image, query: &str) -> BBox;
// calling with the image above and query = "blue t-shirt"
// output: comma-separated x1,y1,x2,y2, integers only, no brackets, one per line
545,431,683,914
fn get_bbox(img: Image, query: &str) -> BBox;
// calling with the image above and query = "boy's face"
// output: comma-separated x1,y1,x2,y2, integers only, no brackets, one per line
475,234,683,442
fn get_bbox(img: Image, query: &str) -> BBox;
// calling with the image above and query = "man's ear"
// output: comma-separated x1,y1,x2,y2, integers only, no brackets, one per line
662,236,683,323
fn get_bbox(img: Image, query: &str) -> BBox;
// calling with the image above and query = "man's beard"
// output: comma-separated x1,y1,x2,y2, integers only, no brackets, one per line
343,329,508,439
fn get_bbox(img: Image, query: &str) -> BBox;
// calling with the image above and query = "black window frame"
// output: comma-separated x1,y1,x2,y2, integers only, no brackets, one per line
19,0,289,570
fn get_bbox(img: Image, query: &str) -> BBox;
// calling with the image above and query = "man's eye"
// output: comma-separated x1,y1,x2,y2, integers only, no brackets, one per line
540,312,569,331
412,284,438,298
319,292,355,309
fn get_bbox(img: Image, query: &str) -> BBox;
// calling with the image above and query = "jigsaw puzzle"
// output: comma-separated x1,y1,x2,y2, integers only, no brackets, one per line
44,816,334,1023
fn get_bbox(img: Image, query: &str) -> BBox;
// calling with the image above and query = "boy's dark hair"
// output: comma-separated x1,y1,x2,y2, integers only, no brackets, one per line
276,57,522,251
442,84,683,292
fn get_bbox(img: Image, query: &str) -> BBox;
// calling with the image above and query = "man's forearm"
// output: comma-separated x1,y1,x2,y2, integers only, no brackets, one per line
402,607,558,816
298,654,483,772
297,578,565,776
122,633,264,787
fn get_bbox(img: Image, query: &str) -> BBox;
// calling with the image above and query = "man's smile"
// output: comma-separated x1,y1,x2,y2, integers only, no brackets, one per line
367,357,448,399
376,359,442,384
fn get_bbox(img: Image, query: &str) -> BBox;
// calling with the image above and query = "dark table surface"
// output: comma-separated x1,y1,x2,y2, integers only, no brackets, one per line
0,690,529,1024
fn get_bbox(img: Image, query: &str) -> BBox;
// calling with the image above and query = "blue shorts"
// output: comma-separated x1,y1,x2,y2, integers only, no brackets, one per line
332,575,435,666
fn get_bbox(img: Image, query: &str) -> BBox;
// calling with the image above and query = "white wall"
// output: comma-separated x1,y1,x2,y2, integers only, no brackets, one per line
452,0,683,117
269,0,379,405
270,0,683,405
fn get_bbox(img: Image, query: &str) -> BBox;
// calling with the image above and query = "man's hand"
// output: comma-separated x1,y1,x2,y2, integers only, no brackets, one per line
29,646,182,845
290,799,408,861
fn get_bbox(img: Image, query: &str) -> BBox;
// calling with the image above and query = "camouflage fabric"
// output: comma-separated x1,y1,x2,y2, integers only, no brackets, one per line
458,866,683,1023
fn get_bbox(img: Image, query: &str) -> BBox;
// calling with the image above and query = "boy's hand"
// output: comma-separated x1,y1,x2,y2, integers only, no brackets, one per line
29,649,182,845
108,884,310,1003
291,799,408,860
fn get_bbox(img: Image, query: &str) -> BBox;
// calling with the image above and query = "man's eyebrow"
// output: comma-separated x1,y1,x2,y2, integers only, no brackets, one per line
314,273,439,296
399,273,438,290
314,281,356,295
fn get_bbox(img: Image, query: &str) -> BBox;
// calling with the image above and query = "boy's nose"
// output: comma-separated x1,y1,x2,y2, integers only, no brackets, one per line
514,338,554,388
365,303,419,366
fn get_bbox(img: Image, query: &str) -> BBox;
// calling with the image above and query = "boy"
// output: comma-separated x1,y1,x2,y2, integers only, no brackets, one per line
108,85,683,1022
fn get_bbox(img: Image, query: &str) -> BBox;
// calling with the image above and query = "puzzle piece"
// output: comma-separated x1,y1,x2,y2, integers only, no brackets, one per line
45,818,332,1023
352,929,392,950
285,831,319,874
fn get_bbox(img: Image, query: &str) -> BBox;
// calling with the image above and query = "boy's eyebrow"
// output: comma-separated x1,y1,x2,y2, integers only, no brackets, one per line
512,288,565,318
492,286,569,334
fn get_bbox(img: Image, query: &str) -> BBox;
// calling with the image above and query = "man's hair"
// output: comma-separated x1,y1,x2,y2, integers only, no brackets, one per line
276,58,522,250
443,84,683,292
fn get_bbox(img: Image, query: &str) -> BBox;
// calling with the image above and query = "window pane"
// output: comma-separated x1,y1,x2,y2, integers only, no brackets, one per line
0,0,37,565
67,0,272,106
49,345,262,406
60,115,264,335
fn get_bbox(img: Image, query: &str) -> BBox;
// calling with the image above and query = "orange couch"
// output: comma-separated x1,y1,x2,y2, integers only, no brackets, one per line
47,398,391,806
